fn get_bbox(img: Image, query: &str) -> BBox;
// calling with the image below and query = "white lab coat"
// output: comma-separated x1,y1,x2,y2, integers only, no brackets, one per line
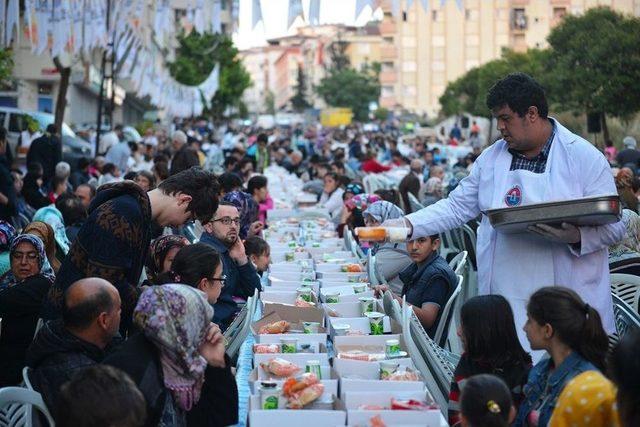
406,120,624,343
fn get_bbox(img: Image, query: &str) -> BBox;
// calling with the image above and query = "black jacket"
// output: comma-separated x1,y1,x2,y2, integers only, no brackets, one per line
27,134,61,184
104,333,238,427
26,320,106,416
22,172,50,210
0,274,51,387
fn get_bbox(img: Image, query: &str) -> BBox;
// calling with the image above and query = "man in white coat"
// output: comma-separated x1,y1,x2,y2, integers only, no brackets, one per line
391,73,624,351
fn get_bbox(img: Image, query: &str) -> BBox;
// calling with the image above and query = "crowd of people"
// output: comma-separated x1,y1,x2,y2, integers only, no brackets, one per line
0,72,638,427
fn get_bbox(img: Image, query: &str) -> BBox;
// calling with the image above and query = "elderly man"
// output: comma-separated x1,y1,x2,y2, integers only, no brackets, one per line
27,278,121,416
169,130,199,176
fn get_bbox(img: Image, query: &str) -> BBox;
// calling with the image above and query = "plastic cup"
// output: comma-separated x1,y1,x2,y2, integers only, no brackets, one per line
365,311,385,335
280,337,298,353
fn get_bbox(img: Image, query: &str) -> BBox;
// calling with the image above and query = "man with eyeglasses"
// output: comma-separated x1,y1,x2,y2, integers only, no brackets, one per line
200,201,261,329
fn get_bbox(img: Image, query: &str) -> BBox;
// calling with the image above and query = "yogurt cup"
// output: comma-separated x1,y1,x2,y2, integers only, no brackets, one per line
333,323,351,336
259,382,281,409
379,361,400,380
324,292,340,304
305,360,322,379
359,297,376,315
385,339,401,358
303,321,320,334
296,287,313,302
365,311,385,335
280,337,298,353
352,283,367,294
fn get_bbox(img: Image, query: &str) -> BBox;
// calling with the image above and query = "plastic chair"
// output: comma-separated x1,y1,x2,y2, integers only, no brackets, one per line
343,228,352,253
367,251,380,287
407,192,424,213
21,368,33,392
610,273,640,313
434,275,463,348
0,387,55,427
447,251,468,276
612,294,640,343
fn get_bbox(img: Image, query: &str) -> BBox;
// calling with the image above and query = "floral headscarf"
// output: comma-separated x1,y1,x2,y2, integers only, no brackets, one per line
609,209,640,259
24,221,60,274
363,201,404,224
0,221,16,252
146,235,190,283
425,177,444,198
0,234,54,291
33,205,71,254
221,191,259,239
134,285,214,411
350,193,381,212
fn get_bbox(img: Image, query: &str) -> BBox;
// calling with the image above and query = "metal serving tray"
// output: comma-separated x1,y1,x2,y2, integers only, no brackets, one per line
487,195,622,234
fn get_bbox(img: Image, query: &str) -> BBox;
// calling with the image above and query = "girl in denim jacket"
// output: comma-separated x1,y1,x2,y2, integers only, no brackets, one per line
514,287,608,427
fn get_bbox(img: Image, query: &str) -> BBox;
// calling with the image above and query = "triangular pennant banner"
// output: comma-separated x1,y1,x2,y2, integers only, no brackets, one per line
288,0,304,29
308,0,320,25
406,0,415,11
420,0,429,12
355,0,372,18
252,0,262,28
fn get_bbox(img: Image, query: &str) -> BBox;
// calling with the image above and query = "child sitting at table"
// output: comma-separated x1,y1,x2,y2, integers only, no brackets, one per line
245,236,270,275
459,374,516,427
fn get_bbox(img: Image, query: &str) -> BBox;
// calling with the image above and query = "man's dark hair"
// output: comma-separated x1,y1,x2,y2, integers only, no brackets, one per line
218,172,243,194
245,236,270,257
46,124,58,134
224,156,238,169
27,162,43,175
57,365,146,427
62,286,114,330
77,183,96,199
257,133,268,144
55,193,87,226
486,72,548,118
77,157,91,170
247,175,268,195
102,163,117,175
157,167,220,223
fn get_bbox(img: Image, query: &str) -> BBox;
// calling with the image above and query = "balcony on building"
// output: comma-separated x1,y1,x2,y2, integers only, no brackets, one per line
510,8,527,32
380,69,397,84
381,45,397,60
380,96,397,108
380,20,396,35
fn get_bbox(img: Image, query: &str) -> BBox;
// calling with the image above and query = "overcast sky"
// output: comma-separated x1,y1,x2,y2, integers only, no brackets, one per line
233,0,384,50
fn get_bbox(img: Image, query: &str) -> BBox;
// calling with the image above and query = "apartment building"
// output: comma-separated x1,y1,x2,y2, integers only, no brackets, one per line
379,0,640,117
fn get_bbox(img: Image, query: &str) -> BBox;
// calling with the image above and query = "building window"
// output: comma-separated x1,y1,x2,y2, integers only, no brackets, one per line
381,86,394,97
221,0,228,10
432,10,437,21
553,7,567,20
402,61,417,72
38,83,53,113
403,85,417,97
511,8,527,30
402,11,407,22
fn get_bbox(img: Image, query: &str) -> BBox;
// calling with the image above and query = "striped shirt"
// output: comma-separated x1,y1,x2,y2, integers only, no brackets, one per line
509,119,556,173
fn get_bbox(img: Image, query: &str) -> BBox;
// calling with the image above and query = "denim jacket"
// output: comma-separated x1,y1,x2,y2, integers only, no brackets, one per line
514,352,598,427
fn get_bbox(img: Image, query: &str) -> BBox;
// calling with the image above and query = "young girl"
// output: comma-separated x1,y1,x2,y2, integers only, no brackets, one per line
459,374,516,427
449,295,532,426
157,242,224,305
515,287,608,427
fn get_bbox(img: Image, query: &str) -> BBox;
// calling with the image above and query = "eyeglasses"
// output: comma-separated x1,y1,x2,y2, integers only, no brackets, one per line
11,251,39,262
208,275,227,285
213,217,240,226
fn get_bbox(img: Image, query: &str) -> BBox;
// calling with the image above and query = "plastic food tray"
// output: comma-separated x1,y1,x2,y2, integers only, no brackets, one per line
487,195,621,234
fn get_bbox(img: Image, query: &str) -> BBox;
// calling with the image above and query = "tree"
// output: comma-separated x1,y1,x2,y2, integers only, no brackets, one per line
545,7,640,142
0,49,14,89
327,38,350,71
170,32,252,122
439,49,549,118
264,90,276,115
290,65,311,112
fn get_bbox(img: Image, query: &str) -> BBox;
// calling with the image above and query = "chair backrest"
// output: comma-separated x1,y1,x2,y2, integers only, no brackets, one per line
434,275,463,347
0,387,55,427
448,251,468,276
612,293,640,341
226,289,259,360
21,369,33,392
407,192,424,213
367,251,380,287
343,227,352,253
610,273,640,313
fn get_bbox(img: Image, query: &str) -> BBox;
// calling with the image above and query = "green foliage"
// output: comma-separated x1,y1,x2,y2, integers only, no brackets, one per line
439,49,550,118
290,65,311,112
135,120,155,136
316,44,381,122
264,90,276,115
374,107,389,121
0,49,14,90
545,7,640,121
169,32,252,121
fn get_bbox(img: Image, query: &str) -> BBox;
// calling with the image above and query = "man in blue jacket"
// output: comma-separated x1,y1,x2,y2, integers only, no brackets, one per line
200,201,261,328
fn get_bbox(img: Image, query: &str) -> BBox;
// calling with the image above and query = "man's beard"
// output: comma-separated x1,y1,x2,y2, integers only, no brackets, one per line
224,233,238,246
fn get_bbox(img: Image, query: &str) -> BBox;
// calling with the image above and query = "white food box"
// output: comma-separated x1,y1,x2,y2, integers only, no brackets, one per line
248,396,346,427
333,358,415,380
320,287,374,303
344,391,444,427
248,367,338,396
254,353,331,372
322,302,363,318
328,316,393,338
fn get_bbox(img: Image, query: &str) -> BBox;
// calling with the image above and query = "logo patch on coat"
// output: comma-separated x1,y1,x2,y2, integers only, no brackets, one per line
504,186,522,207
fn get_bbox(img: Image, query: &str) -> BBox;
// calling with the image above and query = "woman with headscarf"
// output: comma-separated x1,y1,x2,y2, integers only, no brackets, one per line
609,209,640,275
337,184,367,237
616,168,638,213
421,177,445,207
221,190,260,239
104,285,238,427
363,201,413,293
145,235,190,285
24,221,61,274
33,204,71,255
0,220,16,276
0,234,54,386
